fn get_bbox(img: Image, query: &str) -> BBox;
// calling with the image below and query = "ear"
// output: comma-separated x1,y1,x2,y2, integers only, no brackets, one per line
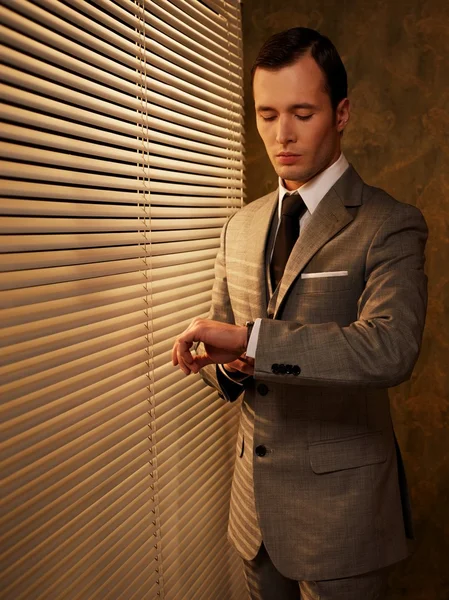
336,98,350,133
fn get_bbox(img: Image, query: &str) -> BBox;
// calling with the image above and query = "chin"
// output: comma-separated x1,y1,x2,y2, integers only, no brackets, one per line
278,166,312,183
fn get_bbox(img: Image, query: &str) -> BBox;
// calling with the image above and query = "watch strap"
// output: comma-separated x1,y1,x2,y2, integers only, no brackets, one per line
245,321,255,349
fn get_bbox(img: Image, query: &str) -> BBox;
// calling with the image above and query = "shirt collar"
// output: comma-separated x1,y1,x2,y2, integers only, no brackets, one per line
278,153,349,215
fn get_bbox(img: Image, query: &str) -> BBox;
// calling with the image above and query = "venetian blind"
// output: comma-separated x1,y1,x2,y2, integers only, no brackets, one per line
0,0,246,599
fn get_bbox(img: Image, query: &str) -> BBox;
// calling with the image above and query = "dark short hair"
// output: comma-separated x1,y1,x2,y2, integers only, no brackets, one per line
250,27,347,111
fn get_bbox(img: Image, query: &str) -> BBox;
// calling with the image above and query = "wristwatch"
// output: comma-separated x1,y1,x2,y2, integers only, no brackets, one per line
245,321,255,350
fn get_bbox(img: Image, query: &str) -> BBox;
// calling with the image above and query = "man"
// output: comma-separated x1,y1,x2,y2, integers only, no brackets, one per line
172,27,428,600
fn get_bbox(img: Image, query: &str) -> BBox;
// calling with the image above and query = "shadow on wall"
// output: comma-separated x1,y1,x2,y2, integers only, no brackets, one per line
241,1,449,599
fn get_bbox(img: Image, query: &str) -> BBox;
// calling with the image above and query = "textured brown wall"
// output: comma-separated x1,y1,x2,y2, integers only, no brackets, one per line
241,1,449,598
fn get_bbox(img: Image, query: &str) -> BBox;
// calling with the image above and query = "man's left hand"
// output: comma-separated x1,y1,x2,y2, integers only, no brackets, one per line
172,318,247,375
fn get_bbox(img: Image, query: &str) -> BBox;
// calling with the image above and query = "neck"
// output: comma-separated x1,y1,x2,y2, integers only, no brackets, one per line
282,151,342,191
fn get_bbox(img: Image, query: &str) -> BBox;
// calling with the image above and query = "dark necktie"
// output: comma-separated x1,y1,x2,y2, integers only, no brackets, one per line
270,192,307,290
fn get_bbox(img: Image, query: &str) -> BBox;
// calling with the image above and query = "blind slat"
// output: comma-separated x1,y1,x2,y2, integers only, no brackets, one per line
60,526,159,600
1,215,228,234
2,456,154,556
0,178,243,204
0,161,243,193
161,474,231,557
0,29,140,98
0,240,220,278
2,461,156,597
0,287,213,348
145,0,242,73
1,198,235,219
0,317,199,388
1,257,215,299
0,142,243,183
29,0,242,109
0,229,223,252
101,550,161,600
0,250,218,290
2,344,150,407
159,427,235,506
45,0,242,106
1,65,243,147
1,360,150,436
114,0,241,89
163,0,240,47
1,111,243,167
0,268,214,330
0,5,140,83
39,506,159,600
0,303,211,369
2,416,151,513
147,76,243,127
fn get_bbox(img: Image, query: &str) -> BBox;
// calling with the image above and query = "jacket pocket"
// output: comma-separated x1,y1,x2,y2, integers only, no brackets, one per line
308,431,388,474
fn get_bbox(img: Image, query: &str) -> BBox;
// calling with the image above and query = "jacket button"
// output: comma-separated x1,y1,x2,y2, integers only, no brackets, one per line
257,383,269,396
292,365,301,376
271,364,279,374
255,445,267,457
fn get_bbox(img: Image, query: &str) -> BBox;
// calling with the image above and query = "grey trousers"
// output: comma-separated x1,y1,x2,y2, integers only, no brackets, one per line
243,542,391,600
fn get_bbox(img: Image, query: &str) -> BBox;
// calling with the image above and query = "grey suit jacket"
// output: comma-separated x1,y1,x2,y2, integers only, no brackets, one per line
199,165,428,580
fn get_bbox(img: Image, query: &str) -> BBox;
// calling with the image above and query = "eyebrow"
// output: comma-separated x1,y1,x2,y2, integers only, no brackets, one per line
257,103,318,111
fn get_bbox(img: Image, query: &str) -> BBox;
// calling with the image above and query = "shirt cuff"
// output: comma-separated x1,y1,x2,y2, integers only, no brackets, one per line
245,318,261,359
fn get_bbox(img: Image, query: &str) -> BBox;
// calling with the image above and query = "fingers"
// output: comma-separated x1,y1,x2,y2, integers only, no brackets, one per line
172,318,246,376
225,358,254,376
241,356,255,372
175,352,210,376
173,340,192,375
235,360,254,375
191,354,213,371
172,340,178,366
172,323,200,375
178,340,193,365
172,321,195,367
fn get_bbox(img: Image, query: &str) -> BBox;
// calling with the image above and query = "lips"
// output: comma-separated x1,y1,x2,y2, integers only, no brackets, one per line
277,153,301,164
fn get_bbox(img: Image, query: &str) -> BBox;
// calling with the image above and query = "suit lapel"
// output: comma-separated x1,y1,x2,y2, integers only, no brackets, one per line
270,165,364,317
244,190,278,318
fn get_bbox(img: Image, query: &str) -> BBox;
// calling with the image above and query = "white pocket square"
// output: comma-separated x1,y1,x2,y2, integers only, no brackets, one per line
301,270,348,279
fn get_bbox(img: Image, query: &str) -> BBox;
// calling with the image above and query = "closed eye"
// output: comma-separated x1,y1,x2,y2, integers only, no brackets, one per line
259,114,313,122
260,114,313,121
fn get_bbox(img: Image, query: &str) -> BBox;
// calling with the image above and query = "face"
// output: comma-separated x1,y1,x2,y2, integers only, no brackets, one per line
253,54,350,190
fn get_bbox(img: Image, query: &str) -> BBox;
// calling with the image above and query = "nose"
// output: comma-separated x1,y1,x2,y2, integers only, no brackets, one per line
276,115,296,145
